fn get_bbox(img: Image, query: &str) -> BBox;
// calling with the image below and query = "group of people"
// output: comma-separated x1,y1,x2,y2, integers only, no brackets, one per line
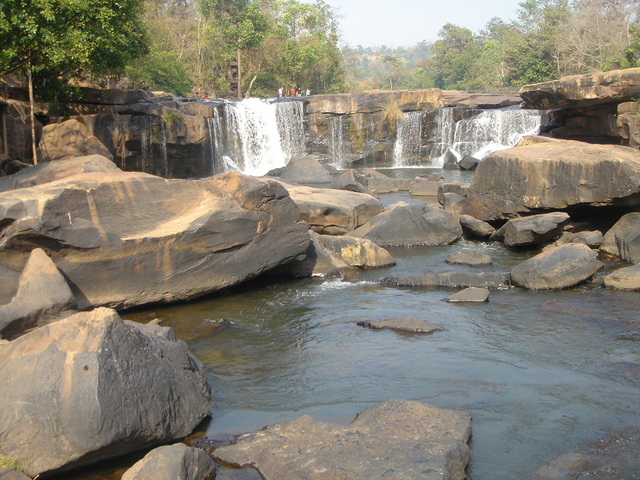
278,86,310,98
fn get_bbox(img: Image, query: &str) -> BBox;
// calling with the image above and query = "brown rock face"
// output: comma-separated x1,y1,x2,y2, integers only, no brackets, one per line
0,162,310,309
462,137,640,221
519,68,640,109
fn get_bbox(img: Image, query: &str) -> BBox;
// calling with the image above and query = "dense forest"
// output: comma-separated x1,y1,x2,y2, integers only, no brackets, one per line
1,0,640,99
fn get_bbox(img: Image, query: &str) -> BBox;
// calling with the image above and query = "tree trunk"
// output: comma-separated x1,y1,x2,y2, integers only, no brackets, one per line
245,74,258,97
27,63,37,165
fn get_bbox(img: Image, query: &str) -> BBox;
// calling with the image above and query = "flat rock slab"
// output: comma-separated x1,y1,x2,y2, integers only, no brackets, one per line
357,316,445,334
604,264,640,290
446,251,493,266
382,270,508,289
213,399,471,480
446,287,490,303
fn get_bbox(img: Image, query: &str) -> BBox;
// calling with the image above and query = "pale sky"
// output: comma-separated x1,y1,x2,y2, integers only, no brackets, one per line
323,0,524,47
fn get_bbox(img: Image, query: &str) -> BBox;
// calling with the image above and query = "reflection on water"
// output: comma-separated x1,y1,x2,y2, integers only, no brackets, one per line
121,234,640,480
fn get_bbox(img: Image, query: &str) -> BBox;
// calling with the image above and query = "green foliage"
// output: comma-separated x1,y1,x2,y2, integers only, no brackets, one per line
162,112,184,124
126,51,192,96
0,0,148,81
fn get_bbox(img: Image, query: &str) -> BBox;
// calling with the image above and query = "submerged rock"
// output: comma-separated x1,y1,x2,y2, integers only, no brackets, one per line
357,316,445,334
213,399,471,480
347,204,462,247
0,248,76,339
381,270,508,289
0,308,211,477
446,250,493,266
121,444,216,480
446,287,490,303
510,244,603,290
0,165,309,309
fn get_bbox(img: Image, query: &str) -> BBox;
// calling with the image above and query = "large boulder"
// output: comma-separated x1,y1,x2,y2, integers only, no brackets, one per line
495,212,571,247
280,231,395,277
510,244,603,289
0,165,310,309
213,399,471,480
519,68,640,109
462,137,640,221
347,204,463,247
604,264,640,290
600,212,640,263
121,444,216,480
0,308,211,477
37,119,114,162
0,248,76,339
275,181,385,235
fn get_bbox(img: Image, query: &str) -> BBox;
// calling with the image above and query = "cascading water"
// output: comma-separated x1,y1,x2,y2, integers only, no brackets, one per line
393,111,424,167
393,106,544,168
329,115,347,168
213,98,306,176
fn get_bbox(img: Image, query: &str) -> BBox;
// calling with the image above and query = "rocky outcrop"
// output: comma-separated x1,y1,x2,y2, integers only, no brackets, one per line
0,248,76,339
0,162,310,309
462,137,640,221
347,204,463,247
273,155,334,184
37,119,113,162
600,212,640,263
510,244,602,289
121,444,216,480
0,308,211,477
213,399,471,480
276,181,385,235
519,68,640,109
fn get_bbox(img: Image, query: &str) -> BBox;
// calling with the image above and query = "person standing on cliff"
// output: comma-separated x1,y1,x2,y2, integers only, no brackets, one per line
278,87,283,98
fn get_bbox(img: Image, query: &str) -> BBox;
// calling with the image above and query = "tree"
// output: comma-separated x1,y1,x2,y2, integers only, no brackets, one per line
427,24,481,89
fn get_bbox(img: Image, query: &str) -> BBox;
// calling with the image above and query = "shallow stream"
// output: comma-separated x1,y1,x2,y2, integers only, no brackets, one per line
62,169,640,480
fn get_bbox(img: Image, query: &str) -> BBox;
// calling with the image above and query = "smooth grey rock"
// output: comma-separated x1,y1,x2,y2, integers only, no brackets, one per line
437,182,470,204
328,169,369,193
0,308,211,477
381,270,508,288
459,214,495,239
213,399,471,480
0,167,309,310
347,204,463,247
446,251,493,266
457,155,480,170
497,212,571,247
121,444,216,480
600,212,640,263
280,155,334,184
0,248,76,339
358,316,445,334
575,230,603,247
446,287,490,303
511,244,603,289
604,264,640,290
441,192,466,214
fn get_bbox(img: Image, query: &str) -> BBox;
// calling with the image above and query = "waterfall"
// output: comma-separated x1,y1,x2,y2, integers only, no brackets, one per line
393,106,544,168
450,107,543,160
217,98,305,176
329,115,347,168
393,111,424,167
